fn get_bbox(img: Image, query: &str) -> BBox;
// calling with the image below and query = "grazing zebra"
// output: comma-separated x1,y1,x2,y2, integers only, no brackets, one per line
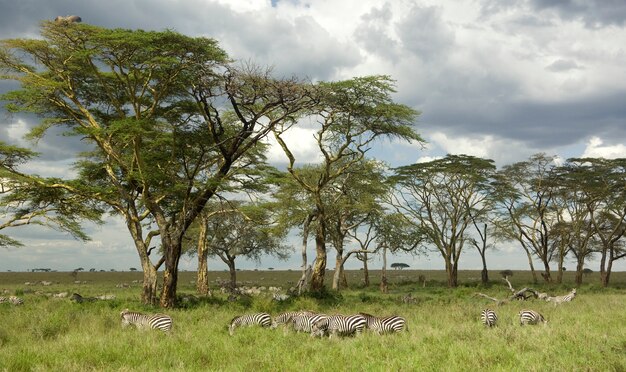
311,314,367,338
271,310,316,329
480,309,498,327
519,310,546,326
0,296,24,305
290,313,327,334
547,288,576,305
229,312,272,336
120,309,173,333
359,312,407,334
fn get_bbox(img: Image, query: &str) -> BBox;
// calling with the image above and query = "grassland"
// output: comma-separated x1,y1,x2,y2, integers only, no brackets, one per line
1,270,625,371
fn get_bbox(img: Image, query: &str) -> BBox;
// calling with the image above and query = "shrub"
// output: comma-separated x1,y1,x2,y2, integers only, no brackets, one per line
500,270,513,278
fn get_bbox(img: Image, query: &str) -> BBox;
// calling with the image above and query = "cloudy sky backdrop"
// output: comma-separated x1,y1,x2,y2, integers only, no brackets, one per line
1,0,625,273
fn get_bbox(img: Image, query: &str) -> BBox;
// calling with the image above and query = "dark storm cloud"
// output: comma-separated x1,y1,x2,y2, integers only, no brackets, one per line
422,90,626,148
480,0,626,29
530,0,626,28
396,4,455,62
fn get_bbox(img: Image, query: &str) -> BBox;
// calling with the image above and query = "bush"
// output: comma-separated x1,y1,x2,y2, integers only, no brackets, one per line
500,270,513,278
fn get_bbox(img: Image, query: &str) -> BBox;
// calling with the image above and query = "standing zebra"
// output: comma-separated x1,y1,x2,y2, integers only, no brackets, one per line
480,309,498,327
120,309,173,332
359,312,407,334
547,288,576,305
519,309,547,325
311,314,367,338
229,312,272,336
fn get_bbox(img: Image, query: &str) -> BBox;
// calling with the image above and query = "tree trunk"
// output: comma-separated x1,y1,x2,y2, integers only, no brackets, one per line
600,247,609,287
575,257,585,286
310,222,327,292
127,231,160,306
362,253,370,287
556,258,564,284
380,246,388,293
480,252,489,285
332,248,343,290
196,220,210,295
522,246,538,284
140,263,159,305
160,239,182,308
298,214,313,294
444,255,458,287
227,259,237,290
541,261,552,283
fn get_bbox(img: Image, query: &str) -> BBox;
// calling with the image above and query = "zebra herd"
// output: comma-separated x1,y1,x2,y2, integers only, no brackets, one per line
230,310,407,338
480,308,547,327
480,287,576,328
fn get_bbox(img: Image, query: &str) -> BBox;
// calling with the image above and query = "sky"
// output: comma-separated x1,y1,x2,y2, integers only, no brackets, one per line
1,0,626,274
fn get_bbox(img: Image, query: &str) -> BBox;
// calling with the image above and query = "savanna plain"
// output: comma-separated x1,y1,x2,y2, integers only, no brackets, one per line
1,269,625,371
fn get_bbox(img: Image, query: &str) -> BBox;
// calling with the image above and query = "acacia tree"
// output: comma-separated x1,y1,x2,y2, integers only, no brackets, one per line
194,200,288,290
553,159,599,285
392,154,496,287
272,76,423,292
326,159,389,290
0,142,102,247
567,158,626,286
0,22,313,307
492,153,561,283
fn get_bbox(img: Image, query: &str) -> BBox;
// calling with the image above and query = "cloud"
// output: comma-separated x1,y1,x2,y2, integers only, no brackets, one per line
530,0,626,28
546,59,583,72
581,136,626,159
264,121,323,165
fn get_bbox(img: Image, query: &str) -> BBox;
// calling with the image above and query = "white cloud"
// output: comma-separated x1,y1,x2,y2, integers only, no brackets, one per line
581,136,626,159
427,132,538,167
264,125,322,165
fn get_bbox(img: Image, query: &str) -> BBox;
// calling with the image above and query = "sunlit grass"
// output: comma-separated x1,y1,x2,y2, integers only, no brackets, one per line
1,270,626,370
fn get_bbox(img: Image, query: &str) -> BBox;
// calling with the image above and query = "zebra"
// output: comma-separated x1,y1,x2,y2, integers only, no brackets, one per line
120,309,173,332
271,310,316,329
359,312,407,334
519,309,547,326
229,312,272,336
547,288,576,305
311,314,367,338
480,309,498,327
0,296,24,305
289,313,327,334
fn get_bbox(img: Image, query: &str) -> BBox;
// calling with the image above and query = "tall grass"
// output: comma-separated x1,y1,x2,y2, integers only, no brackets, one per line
1,270,625,371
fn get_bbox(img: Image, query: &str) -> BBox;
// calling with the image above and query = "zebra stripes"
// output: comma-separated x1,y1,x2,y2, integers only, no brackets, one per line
0,296,24,305
271,310,317,329
229,312,272,336
359,312,407,334
291,313,327,334
519,309,546,325
120,309,173,332
547,288,577,305
311,314,367,338
480,309,498,327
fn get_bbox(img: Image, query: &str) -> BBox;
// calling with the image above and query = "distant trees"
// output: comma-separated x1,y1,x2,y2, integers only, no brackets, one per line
392,155,497,287
391,263,410,270
191,201,289,290
272,76,423,292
